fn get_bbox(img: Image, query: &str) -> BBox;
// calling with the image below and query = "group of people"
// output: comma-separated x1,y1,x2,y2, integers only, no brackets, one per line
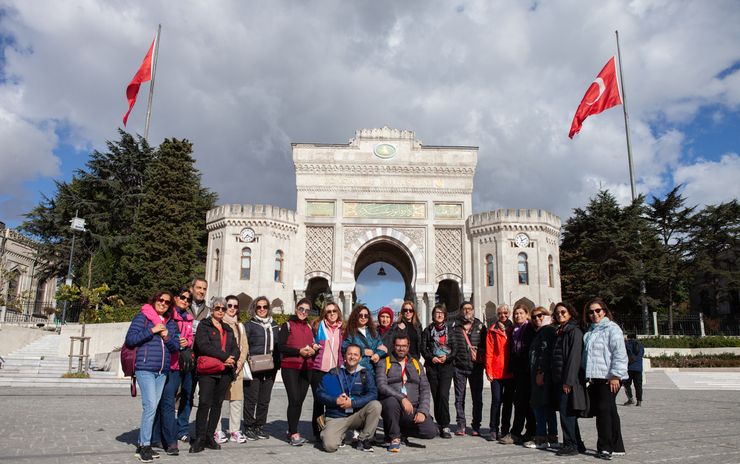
125,278,633,462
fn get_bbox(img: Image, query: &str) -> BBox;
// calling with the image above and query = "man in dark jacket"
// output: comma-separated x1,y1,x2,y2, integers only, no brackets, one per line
188,278,210,326
449,301,486,436
376,333,436,452
316,344,380,453
622,333,644,406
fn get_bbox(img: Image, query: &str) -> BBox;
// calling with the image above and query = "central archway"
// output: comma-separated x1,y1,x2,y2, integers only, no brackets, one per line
343,227,425,285
353,241,414,311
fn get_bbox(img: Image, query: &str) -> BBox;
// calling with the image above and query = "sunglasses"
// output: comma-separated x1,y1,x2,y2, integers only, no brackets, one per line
358,313,369,319
402,308,414,313
256,305,268,310
212,306,226,312
227,303,239,309
177,294,192,303
555,310,568,316
157,298,173,307
533,313,545,318
325,309,338,314
587,308,604,316
297,306,310,313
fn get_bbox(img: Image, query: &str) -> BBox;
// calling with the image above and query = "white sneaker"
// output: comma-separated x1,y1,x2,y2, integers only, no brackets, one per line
230,431,247,443
214,431,228,444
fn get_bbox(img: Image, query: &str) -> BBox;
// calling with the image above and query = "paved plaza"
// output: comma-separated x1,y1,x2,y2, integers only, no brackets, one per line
1,375,739,464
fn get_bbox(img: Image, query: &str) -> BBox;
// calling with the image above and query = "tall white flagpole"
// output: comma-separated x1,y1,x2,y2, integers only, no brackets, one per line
144,24,162,142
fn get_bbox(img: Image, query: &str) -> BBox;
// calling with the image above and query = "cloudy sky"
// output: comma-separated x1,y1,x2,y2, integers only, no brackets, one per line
1,1,739,309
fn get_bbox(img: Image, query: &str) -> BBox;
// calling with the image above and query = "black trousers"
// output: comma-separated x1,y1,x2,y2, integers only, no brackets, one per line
242,369,277,429
489,378,514,436
379,396,437,440
425,362,454,429
195,373,232,440
310,369,327,438
281,367,311,435
622,370,643,402
511,371,536,438
588,379,625,454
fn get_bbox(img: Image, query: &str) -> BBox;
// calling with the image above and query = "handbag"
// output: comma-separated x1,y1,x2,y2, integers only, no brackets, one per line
433,340,452,358
122,318,152,397
248,321,275,373
174,319,195,374
196,324,227,375
236,324,253,380
462,326,485,364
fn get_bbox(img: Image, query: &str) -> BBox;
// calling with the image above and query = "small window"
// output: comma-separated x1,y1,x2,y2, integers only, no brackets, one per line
214,249,220,282
548,255,554,287
241,248,251,280
486,254,494,286
518,253,529,285
274,250,284,282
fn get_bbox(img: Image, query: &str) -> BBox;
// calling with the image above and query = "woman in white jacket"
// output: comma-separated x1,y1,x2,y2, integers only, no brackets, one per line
581,300,628,461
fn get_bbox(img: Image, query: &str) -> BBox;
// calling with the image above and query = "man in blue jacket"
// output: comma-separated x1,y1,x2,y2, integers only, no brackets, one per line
316,343,381,453
622,333,644,406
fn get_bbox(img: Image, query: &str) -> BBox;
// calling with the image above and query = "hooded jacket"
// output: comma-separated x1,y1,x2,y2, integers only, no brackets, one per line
125,304,180,374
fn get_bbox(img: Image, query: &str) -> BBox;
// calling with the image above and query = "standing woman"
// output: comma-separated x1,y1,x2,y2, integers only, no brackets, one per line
125,291,180,463
342,305,386,377
393,301,423,360
524,306,558,450
484,304,514,442
309,301,344,440
190,297,240,453
377,307,395,349
152,288,195,456
550,302,586,457
421,304,457,439
242,297,279,441
582,300,628,460
217,295,249,444
278,298,320,446
502,304,537,444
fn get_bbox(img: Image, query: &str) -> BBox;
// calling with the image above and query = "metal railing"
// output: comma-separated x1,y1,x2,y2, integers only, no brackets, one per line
1,299,86,324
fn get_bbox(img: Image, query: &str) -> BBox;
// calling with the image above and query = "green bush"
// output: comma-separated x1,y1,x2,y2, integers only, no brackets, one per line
639,336,740,348
648,353,740,368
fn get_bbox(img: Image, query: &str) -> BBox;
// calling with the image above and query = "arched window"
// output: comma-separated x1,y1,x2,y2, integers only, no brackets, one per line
486,254,494,286
548,255,554,287
274,250,283,282
214,249,220,282
241,248,251,280
518,253,528,285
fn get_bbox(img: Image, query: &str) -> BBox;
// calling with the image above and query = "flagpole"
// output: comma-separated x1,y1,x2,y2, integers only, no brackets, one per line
144,24,161,141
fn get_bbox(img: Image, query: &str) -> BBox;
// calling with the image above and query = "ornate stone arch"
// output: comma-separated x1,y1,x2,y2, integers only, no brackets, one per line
342,227,426,285
303,270,332,288
435,273,462,286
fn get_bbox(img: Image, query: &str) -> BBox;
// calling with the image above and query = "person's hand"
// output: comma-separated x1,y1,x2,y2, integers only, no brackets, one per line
299,347,311,357
413,412,426,424
438,354,447,363
378,345,388,353
179,337,188,348
312,343,320,352
563,384,572,394
337,394,352,409
536,371,545,387
401,398,413,415
159,329,168,339
608,376,621,393
364,348,374,357
224,356,236,367
307,347,316,357
236,360,243,371
432,357,440,364
370,353,380,363
486,373,493,382
151,323,166,334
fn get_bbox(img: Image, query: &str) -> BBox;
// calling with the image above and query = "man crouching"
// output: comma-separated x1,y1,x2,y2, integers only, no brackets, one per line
376,332,436,452
316,343,381,452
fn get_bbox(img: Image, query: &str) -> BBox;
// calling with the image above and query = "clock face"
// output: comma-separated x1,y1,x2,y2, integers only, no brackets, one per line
515,233,529,248
240,228,255,243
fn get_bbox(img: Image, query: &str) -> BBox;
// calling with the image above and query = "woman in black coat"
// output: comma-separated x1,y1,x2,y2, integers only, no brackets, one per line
420,304,457,439
190,297,240,453
392,300,423,360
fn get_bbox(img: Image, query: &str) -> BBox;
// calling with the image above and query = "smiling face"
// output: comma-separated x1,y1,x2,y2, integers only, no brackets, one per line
344,345,361,370
254,299,269,318
226,298,239,318
587,303,605,324
513,307,528,326
175,291,191,311
378,313,391,328
393,337,409,359
324,303,339,323
357,309,370,328
497,307,510,324
190,279,207,303
531,310,546,329
296,302,310,321
554,306,571,325
211,302,226,322
402,304,415,322
433,308,446,324
154,295,172,315
462,303,474,320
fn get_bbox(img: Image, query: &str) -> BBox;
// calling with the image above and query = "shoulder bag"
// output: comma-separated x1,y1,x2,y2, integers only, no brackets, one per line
197,326,226,375
248,322,275,373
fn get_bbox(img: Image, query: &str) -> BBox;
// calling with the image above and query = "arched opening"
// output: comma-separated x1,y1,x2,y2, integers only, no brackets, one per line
353,240,413,314
435,279,460,313
237,293,253,317
306,277,331,312
485,301,497,326
514,297,535,311
272,298,285,314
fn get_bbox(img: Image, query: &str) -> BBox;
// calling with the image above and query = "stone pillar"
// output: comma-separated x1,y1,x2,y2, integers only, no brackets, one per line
343,293,352,318
415,293,427,326
332,292,345,318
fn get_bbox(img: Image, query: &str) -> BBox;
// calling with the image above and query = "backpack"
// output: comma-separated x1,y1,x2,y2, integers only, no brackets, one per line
121,318,150,397
331,365,367,389
384,356,421,375
627,340,641,366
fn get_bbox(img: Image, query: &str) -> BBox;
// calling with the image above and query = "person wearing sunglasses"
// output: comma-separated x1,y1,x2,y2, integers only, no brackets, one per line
484,304,514,443
151,288,195,455
392,301,423,360
124,290,180,463
581,300,628,460
524,306,559,450
278,298,320,446
190,296,241,453
420,304,457,439
342,305,387,379
217,295,250,445
310,301,345,441
549,302,586,457
242,297,279,441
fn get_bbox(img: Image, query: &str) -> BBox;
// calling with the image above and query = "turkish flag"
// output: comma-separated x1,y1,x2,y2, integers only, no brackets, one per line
568,56,622,139
123,36,156,127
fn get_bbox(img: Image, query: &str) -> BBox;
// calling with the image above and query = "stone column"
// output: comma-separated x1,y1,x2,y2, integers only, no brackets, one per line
416,292,428,326
342,293,352,318
332,292,345,318
294,290,305,309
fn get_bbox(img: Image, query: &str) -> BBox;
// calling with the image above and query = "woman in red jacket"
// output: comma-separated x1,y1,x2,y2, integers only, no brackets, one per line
485,304,514,442
278,298,320,446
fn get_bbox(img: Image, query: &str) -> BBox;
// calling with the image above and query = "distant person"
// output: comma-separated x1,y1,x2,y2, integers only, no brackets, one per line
375,332,436,452
622,333,644,407
450,301,486,437
316,344,380,453
188,278,210,324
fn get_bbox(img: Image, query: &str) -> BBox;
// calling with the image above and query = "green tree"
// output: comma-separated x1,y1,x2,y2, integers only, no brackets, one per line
119,138,202,304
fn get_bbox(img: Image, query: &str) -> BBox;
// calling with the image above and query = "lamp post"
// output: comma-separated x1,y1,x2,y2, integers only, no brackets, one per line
60,212,85,325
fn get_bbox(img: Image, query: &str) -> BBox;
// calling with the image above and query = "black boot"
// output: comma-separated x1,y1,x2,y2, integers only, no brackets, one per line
189,439,205,454
636,400,642,406
204,435,221,450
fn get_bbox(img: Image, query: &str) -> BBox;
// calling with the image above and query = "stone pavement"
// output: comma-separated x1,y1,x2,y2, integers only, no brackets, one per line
1,383,739,464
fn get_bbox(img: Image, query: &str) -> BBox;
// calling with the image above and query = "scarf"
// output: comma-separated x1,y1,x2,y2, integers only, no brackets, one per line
511,320,529,356
253,314,273,328
223,313,238,326
430,322,447,345
583,316,611,348
316,320,343,371
140,304,166,326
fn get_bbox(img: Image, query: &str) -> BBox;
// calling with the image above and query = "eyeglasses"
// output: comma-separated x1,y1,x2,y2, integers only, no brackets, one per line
325,309,338,314
227,303,239,309
256,305,268,310
358,313,369,319
555,310,568,316
177,295,192,303
402,308,414,313
212,306,226,312
433,311,445,316
296,306,310,313
462,307,474,312
157,298,173,307
394,344,409,348
587,308,604,316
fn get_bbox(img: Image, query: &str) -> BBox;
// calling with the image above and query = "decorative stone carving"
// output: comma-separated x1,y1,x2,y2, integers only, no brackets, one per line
305,227,333,275
397,228,425,254
344,227,371,249
435,228,463,276
344,202,425,219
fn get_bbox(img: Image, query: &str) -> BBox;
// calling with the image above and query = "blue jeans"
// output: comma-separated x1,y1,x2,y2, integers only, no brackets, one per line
152,370,182,447
136,370,168,446
177,371,194,437
533,406,558,437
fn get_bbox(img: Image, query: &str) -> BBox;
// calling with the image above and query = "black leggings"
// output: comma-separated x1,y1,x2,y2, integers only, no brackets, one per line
195,373,231,440
281,367,311,435
309,369,327,438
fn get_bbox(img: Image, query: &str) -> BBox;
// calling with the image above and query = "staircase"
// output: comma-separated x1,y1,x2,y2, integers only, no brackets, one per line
0,333,129,388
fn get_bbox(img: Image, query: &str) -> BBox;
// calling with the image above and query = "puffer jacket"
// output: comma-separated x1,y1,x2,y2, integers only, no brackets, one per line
278,315,315,370
450,317,487,371
244,317,280,370
342,328,386,377
125,308,180,374
581,318,629,380
170,307,194,370
316,364,378,418
529,324,557,409
375,355,430,417
485,322,513,380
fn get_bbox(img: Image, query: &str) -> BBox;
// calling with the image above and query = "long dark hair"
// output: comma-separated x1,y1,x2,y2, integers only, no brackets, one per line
553,301,577,324
148,290,175,320
344,305,377,339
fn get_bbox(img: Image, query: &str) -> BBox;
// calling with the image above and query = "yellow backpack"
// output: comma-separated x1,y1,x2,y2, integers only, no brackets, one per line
385,356,421,375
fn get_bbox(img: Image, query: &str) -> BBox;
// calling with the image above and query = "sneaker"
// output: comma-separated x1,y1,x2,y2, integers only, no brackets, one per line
137,445,154,463
599,451,613,460
388,438,401,452
339,438,346,448
440,427,452,439
244,427,259,441
357,438,374,452
636,400,642,406
524,436,549,449
254,427,269,440
149,448,159,459
623,398,634,406
472,428,481,437
400,436,408,446
166,444,179,456
214,431,228,444
556,445,578,456
150,442,163,449
288,432,307,446
548,436,560,448
455,425,466,436
498,433,515,444
613,451,626,456
486,432,498,442
230,431,247,443
178,435,190,443
352,429,360,441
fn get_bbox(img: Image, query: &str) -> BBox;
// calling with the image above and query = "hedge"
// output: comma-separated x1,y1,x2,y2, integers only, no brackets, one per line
638,336,740,348
648,353,740,368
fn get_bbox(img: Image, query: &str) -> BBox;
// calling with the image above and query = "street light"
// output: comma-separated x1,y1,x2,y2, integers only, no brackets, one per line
60,212,85,325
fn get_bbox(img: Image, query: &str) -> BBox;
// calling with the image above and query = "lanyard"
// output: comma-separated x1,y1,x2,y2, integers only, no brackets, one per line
341,368,357,395
400,358,408,387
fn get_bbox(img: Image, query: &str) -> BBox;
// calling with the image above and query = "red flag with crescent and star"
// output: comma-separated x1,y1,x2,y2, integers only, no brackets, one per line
568,56,622,139
123,35,157,127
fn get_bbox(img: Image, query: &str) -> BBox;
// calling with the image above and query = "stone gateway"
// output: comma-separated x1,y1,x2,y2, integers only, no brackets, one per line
205,127,561,324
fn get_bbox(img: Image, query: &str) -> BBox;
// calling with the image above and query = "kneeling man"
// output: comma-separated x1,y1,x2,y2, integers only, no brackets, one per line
316,343,381,452
376,332,436,452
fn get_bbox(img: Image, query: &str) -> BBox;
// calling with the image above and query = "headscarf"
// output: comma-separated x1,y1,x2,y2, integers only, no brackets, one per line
378,307,394,335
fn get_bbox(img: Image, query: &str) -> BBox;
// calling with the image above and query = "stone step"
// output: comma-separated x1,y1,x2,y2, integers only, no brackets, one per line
0,377,130,388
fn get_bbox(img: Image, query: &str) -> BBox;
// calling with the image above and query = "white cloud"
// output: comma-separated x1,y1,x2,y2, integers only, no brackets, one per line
387,298,404,312
673,153,740,206
355,284,370,298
